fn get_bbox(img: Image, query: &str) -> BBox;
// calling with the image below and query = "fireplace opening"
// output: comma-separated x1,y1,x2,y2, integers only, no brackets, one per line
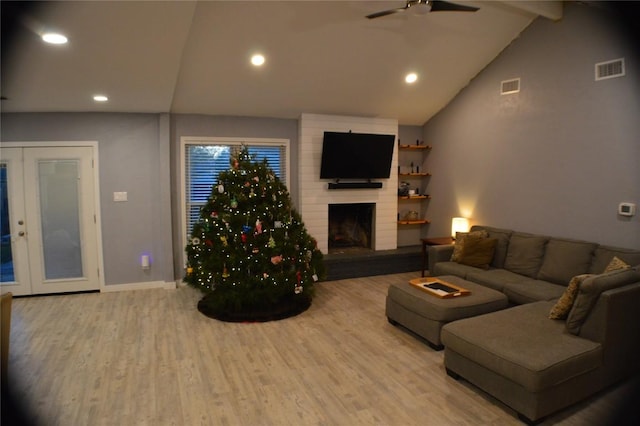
328,203,374,253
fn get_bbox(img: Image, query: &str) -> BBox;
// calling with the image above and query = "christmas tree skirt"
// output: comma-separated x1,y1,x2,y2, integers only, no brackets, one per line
197,293,312,323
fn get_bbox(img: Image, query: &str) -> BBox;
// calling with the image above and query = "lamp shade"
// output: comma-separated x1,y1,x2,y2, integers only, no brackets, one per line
451,217,470,238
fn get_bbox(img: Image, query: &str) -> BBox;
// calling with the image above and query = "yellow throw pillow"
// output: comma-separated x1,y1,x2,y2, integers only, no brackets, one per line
450,230,488,262
604,256,630,273
549,274,594,320
458,237,497,269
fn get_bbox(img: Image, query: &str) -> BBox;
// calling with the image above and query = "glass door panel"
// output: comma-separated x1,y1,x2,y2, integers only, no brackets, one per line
0,164,14,282
38,160,84,280
0,148,32,295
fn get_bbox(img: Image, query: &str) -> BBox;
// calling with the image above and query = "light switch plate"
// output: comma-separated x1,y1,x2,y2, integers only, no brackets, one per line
113,191,128,202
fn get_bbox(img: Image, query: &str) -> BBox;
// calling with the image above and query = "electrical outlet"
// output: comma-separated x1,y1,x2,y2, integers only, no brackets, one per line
113,192,128,202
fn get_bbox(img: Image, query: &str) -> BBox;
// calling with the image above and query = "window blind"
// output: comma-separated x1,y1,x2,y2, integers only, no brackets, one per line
185,143,286,238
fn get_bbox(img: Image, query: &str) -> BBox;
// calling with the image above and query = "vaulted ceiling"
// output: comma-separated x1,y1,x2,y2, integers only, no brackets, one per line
1,1,562,125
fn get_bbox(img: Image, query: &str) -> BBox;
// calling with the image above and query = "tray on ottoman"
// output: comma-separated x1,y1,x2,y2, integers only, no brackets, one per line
409,277,471,298
386,275,508,350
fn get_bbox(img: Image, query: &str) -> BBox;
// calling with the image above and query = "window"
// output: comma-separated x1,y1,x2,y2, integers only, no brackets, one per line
181,137,290,252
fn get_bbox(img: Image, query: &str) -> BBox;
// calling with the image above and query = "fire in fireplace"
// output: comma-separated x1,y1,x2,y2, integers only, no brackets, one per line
328,203,374,252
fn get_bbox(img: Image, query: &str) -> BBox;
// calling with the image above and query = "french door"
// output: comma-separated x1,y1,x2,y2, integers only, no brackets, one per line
1,146,101,295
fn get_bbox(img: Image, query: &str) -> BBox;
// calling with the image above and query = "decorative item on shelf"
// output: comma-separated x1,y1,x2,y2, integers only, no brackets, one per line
404,211,419,221
398,181,410,196
451,217,470,238
411,161,414,173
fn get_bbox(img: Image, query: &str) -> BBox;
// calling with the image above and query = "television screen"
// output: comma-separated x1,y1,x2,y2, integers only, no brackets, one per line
320,131,396,179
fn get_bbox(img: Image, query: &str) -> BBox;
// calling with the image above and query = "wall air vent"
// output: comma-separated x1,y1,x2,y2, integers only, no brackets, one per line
501,78,520,95
595,58,625,81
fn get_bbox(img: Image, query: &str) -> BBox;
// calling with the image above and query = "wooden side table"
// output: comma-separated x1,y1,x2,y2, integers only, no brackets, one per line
420,237,454,277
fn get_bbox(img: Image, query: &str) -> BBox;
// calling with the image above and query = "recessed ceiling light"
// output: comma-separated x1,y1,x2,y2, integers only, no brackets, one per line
251,54,265,66
405,73,418,84
93,95,108,102
42,32,68,45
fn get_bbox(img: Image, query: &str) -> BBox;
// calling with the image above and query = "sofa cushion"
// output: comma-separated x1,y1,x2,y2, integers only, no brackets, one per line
451,230,488,262
537,239,597,285
566,267,640,335
589,246,640,274
548,274,594,320
458,237,497,269
432,261,481,279
471,226,512,268
503,280,567,304
503,233,548,278
466,269,530,293
441,301,603,392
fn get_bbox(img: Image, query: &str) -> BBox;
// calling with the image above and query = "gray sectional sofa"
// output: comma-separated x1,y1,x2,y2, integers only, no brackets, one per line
427,225,640,424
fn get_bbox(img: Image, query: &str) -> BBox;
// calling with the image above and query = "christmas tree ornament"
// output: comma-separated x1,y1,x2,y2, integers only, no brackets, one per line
268,233,276,248
187,267,193,274
220,236,228,246
222,264,230,278
270,255,283,265
255,219,263,234
230,198,238,208
241,233,247,243
242,224,252,234
191,237,201,245
217,184,224,193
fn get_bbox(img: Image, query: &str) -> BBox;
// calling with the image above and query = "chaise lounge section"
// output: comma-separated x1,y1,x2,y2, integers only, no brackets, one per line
425,225,640,423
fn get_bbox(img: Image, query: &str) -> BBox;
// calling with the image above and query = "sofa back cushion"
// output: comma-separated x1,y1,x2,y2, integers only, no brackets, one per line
503,233,548,278
589,246,640,274
537,239,597,285
566,266,640,335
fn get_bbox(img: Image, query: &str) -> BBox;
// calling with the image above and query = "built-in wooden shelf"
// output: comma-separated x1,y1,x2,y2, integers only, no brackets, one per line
399,144,432,150
398,195,431,200
399,172,431,177
397,220,431,225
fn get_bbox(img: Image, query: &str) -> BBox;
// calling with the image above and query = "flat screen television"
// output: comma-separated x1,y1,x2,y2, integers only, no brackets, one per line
320,131,396,179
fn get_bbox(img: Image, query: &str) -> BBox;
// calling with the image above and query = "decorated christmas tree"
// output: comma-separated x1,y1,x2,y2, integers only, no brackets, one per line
184,146,325,321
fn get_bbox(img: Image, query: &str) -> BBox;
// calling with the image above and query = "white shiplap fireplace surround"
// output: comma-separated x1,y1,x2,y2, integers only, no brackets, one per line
298,113,399,254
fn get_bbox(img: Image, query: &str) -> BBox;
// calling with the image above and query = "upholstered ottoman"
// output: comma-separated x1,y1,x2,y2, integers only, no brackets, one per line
385,275,509,349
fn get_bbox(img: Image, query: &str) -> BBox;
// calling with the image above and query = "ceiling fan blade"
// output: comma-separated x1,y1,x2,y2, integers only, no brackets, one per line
366,7,407,20
430,1,479,12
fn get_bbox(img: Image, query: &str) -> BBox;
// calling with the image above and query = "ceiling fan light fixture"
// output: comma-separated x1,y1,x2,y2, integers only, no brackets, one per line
412,2,432,15
405,73,418,84
93,95,108,102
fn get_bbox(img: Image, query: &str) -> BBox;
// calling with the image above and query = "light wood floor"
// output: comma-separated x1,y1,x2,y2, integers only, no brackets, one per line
5,272,635,425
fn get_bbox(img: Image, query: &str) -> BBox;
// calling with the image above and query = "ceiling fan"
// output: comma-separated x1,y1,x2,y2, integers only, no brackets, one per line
366,0,479,20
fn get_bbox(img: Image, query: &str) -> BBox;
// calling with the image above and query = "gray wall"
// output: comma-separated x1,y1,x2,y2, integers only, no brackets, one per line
169,114,299,279
422,3,640,248
1,112,175,285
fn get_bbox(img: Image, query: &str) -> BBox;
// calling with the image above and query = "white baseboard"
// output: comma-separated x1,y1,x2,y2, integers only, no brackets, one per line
101,280,177,292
